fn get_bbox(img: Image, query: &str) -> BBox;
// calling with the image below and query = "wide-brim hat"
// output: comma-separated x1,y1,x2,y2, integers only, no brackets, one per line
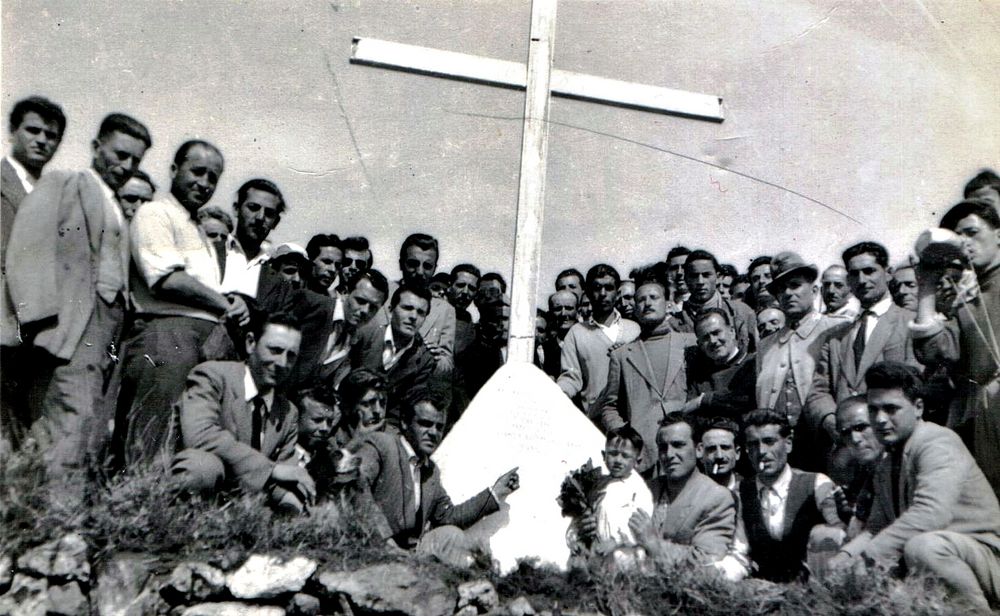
767,251,818,295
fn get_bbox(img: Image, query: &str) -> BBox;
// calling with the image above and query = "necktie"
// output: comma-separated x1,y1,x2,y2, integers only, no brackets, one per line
250,396,265,450
853,310,874,369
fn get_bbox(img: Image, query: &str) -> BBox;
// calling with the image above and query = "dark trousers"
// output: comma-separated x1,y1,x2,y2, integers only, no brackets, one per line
112,316,224,470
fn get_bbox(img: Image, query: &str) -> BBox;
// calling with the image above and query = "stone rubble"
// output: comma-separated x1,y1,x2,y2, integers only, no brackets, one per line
316,562,455,616
227,554,317,599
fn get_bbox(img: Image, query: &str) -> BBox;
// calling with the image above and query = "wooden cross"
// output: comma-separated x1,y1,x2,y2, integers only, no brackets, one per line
351,0,724,363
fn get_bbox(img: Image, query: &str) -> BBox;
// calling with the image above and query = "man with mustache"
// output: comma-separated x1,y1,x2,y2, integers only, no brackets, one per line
683,308,756,420
821,265,861,319
114,140,240,468
810,242,920,454
558,264,640,421
5,113,149,474
740,410,843,582
670,249,758,353
600,277,695,475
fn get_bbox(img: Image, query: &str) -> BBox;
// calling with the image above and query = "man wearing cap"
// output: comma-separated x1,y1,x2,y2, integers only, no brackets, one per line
269,243,310,288
756,251,848,471
809,242,919,443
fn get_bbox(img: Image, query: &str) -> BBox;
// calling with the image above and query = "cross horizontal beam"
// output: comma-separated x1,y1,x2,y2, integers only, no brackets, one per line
350,37,724,122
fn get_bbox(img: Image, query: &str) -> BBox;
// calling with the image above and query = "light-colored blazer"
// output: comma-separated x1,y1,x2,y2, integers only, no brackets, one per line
0,159,29,346
177,361,298,492
600,330,696,473
5,170,109,358
809,304,920,420
841,421,1000,565
647,469,738,567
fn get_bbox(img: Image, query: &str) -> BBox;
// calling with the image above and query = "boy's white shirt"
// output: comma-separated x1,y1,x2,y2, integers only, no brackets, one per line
595,467,654,546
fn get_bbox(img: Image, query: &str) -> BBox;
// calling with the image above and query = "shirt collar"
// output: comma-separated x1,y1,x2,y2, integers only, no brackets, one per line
243,365,275,413
399,433,420,464
757,463,793,493
594,309,622,330
333,295,346,323
5,156,34,193
228,235,271,266
384,323,414,355
778,309,819,343
866,294,893,317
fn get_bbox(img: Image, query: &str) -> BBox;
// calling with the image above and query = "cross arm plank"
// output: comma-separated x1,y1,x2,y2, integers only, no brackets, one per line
351,37,724,122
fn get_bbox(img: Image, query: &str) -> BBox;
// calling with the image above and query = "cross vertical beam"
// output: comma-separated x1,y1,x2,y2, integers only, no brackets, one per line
507,0,557,363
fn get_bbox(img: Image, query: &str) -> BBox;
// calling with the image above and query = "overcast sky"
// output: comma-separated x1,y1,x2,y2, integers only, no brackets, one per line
3,1,998,301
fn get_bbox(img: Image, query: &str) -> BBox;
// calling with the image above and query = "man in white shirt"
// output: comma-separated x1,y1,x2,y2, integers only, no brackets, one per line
1,96,65,456
739,410,844,582
115,140,244,469
5,114,150,475
821,265,861,319
220,178,286,299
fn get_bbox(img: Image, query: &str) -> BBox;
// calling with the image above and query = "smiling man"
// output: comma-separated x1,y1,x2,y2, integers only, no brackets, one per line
6,113,150,474
626,412,737,570
357,396,519,567
833,362,1000,613
558,264,640,420
669,249,757,353
172,311,315,513
683,308,755,420
350,283,437,428
115,139,242,469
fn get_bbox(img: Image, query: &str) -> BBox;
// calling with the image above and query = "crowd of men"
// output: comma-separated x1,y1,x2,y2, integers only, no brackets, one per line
2,97,1000,611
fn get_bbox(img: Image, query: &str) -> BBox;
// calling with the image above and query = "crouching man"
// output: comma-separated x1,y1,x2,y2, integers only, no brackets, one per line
832,362,1000,613
171,312,316,513
357,395,519,568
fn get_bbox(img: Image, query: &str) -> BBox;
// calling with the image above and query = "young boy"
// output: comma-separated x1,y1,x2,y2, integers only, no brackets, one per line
294,382,342,468
595,425,655,562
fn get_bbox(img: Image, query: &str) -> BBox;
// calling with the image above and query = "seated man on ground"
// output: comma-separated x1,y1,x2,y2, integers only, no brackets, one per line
337,368,389,444
829,394,890,538
697,417,751,581
172,311,315,513
626,413,738,571
294,380,342,468
833,362,1000,613
356,396,519,568
740,410,844,582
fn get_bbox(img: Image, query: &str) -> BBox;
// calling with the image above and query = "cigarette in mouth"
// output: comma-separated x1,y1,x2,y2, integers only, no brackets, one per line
712,462,722,475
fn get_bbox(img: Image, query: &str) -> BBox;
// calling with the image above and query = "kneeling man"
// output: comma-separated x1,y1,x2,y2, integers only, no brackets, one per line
834,362,1000,612
172,312,315,513
357,396,519,567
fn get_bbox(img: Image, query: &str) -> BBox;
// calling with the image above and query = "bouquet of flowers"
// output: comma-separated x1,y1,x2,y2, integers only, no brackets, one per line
557,458,608,518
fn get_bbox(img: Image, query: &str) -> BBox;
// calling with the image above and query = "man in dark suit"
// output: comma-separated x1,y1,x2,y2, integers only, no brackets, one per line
356,396,518,567
810,242,920,425
1,96,65,456
6,113,150,475
835,362,1000,612
350,283,437,428
172,312,315,512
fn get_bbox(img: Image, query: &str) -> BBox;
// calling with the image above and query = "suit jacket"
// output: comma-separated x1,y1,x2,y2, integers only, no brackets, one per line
600,326,696,473
0,159,29,345
646,469,738,566
357,430,498,547
686,347,756,420
809,303,920,420
756,311,849,429
373,282,456,373
5,170,112,358
350,322,437,427
840,421,1000,565
177,361,299,492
